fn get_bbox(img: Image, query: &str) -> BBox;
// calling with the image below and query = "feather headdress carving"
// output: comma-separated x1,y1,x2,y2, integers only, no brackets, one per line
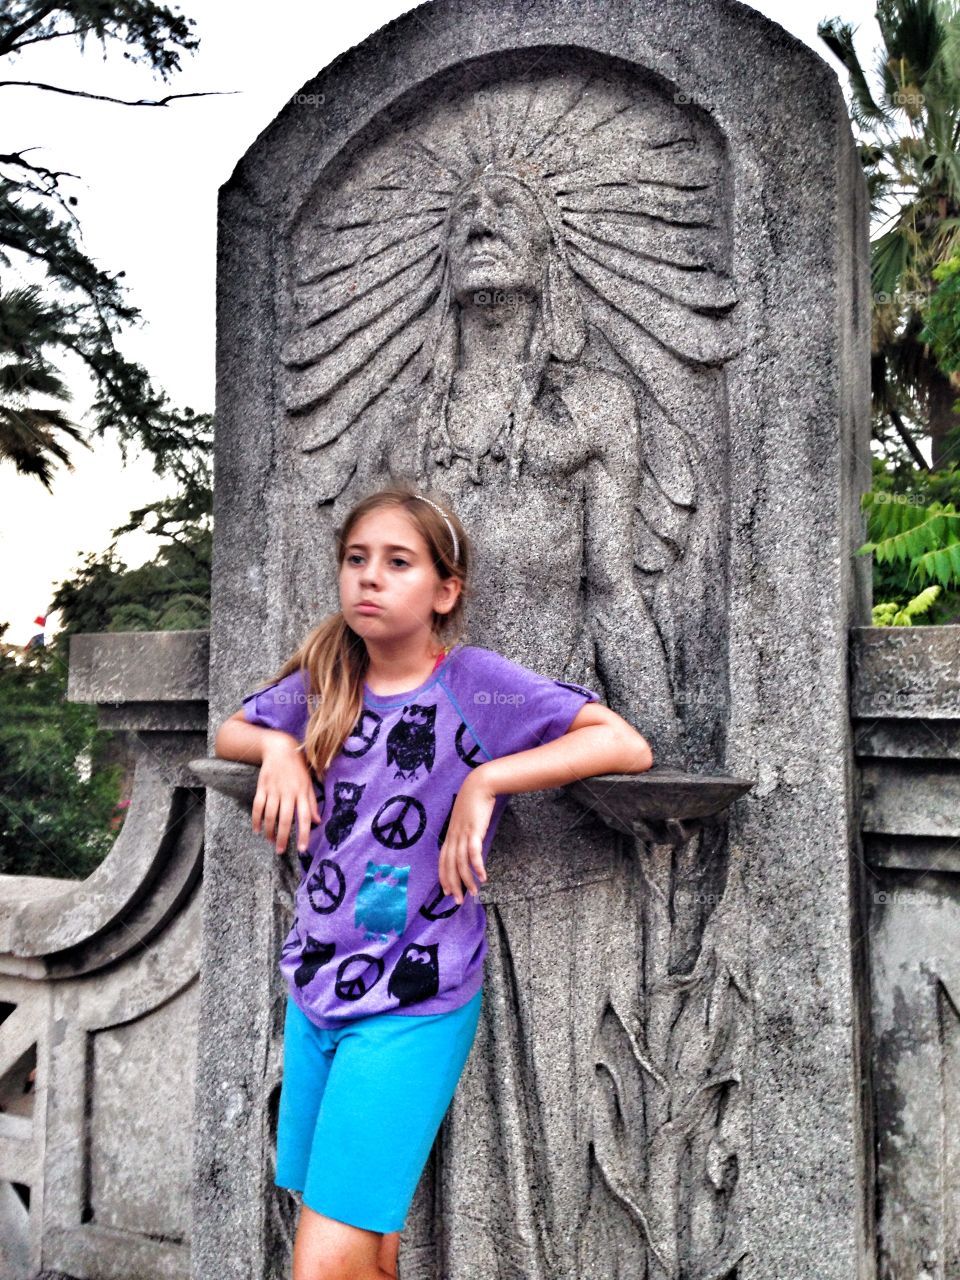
282,58,740,574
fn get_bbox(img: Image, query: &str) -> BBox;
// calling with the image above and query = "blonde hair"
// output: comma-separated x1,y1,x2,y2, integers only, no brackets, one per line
248,482,470,779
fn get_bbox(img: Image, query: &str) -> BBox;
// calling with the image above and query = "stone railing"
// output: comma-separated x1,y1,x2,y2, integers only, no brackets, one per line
0,631,208,1280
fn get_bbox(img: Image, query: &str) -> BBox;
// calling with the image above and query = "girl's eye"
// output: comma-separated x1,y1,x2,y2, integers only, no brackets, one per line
345,554,409,568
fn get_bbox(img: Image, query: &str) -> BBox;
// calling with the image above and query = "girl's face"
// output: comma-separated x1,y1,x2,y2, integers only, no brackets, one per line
339,506,460,647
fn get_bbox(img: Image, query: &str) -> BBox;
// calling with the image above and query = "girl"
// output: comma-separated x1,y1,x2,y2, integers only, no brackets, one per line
213,483,653,1280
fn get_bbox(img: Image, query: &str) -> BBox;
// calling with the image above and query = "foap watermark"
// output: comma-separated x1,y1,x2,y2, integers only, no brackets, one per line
674,689,730,709
472,289,533,311
291,91,326,108
892,89,925,110
473,688,527,707
868,688,925,711
674,90,714,110
873,288,929,309
872,490,926,509
275,689,324,714
873,889,925,906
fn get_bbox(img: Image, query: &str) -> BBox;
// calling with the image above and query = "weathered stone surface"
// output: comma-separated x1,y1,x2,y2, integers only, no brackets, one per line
203,1,872,1277
851,624,960,718
67,630,209,705
850,627,960,1279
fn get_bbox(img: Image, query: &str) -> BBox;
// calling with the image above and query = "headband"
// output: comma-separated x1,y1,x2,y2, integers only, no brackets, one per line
413,494,460,564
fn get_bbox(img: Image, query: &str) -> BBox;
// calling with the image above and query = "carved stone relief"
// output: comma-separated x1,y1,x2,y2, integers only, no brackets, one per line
270,47,745,1280
279,47,740,772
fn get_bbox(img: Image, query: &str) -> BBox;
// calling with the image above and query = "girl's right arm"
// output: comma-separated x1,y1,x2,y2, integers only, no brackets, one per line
214,711,321,856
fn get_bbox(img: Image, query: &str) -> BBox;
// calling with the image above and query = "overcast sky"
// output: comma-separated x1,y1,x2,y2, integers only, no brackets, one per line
0,0,879,645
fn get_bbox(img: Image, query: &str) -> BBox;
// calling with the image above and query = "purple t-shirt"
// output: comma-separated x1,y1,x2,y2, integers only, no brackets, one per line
241,641,600,1028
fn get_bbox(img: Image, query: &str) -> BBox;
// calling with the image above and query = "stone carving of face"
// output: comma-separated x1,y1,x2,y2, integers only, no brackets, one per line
446,172,553,304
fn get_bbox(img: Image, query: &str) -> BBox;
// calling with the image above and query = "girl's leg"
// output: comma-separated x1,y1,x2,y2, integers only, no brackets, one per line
377,1231,400,1277
276,997,336,1195
292,1203,394,1280
300,989,483,1261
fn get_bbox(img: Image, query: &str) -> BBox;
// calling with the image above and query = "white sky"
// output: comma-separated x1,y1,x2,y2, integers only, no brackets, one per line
0,0,879,645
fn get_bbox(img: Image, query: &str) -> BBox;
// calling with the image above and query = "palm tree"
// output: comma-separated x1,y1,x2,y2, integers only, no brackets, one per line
0,284,90,489
819,0,960,469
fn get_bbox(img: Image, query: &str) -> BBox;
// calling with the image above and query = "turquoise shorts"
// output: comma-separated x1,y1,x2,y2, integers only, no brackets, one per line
275,987,483,1233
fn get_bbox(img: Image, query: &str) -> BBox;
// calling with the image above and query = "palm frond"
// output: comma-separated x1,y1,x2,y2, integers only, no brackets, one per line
819,17,893,127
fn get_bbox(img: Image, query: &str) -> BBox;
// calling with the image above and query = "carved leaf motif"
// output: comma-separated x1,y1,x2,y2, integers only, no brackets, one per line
592,860,750,1280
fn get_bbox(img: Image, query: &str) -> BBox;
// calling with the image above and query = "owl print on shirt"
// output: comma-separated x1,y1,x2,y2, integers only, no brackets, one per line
354,861,410,943
386,703,436,780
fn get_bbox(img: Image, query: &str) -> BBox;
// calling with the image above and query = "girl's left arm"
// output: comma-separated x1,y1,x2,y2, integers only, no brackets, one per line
438,704,652,904
477,701,653,798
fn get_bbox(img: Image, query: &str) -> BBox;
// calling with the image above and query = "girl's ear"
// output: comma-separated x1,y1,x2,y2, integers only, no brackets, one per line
437,571,463,609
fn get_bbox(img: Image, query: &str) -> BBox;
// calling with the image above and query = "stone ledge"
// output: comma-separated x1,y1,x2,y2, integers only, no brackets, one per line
66,630,209,705
851,625,960,718
191,758,755,847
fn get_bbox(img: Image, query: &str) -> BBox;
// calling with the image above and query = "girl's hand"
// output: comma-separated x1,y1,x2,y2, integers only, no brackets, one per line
439,771,497,905
252,732,322,856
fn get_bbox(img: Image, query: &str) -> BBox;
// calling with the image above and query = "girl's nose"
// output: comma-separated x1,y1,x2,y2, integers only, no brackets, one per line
359,559,382,587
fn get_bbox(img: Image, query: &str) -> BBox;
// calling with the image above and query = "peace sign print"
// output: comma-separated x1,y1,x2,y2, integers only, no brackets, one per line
371,794,427,851
417,796,462,920
306,858,346,914
455,720,486,769
419,880,461,921
343,709,383,758
437,792,456,845
335,952,384,1001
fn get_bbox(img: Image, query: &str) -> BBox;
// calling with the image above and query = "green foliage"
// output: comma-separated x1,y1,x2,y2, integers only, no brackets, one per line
0,469,212,878
0,2,199,75
872,585,942,623
918,253,960,370
858,455,960,621
0,285,90,483
0,4,216,880
50,494,211,635
0,623,123,879
0,1,212,491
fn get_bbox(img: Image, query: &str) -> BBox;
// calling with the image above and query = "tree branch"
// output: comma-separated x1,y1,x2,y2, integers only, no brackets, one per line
888,404,931,470
5,23,98,53
0,149,81,188
0,80,237,107
0,2,60,60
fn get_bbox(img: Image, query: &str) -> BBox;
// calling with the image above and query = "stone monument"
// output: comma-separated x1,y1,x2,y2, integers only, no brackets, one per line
196,2,872,1277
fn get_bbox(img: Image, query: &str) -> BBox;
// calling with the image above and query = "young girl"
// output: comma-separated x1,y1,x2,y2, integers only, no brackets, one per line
213,484,653,1280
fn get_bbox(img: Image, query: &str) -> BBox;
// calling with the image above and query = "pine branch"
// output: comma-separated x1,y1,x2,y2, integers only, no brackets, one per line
0,3,59,59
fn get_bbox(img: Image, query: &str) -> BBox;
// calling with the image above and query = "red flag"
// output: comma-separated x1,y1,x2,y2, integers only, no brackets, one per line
34,616,46,627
